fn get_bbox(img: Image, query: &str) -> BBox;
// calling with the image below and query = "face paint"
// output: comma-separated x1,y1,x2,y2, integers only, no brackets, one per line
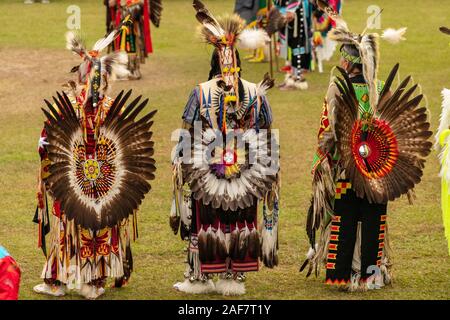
219,46,237,88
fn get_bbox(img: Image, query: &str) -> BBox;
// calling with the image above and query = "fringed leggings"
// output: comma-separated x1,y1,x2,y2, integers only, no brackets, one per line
325,180,387,285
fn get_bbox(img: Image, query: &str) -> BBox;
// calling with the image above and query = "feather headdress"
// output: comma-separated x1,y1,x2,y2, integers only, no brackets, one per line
193,0,268,50
66,16,132,99
315,0,406,115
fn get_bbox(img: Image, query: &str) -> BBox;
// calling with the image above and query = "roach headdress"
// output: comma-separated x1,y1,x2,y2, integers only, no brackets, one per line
193,0,269,68
315,0,407,116
66,16,132,106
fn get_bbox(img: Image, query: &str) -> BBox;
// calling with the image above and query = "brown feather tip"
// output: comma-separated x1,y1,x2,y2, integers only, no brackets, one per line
440,26,450,35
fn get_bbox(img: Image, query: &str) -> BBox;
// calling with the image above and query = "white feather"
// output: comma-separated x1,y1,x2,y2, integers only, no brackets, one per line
204,173,219,195
65,31,85,56
381,27,407,44
235,179,246,197
93,29,119,52
306,246,316,259
256,80,270,97
204,22,225,39
436,88,450,150
100,52,130,80
359,34,379,112
237,29,270,50
261,219,277,262
216,178,227,197
65,31,75,50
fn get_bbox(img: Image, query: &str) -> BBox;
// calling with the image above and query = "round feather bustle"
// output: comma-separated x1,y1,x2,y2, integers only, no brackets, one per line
334,64,432,203
43,90,157,230
183,130,279,212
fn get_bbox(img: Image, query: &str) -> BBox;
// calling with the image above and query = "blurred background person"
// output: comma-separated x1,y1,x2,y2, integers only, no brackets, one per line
0,246,21,300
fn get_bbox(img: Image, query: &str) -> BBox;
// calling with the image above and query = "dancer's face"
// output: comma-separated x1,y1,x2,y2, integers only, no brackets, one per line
340,57,350,73
219,46,238,87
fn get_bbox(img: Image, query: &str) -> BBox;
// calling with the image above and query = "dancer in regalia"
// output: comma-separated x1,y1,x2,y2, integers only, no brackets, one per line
235,0,270,63
435,26,450,255
312,0,342,73
33,23,157,299
105,0,162,79
0,246,21,300
171,0,280,296
300,1,432,291
267,0,313,90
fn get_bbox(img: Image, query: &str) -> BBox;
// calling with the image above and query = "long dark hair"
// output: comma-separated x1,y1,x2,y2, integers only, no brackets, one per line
340,44,363,74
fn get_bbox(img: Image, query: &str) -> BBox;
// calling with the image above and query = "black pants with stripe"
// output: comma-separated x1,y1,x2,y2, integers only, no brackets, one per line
325,180,387,284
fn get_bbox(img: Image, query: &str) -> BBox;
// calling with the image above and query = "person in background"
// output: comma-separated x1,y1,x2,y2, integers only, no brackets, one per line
24,0,50,4
0,246,21,300
272,0,313,91
234,0,260,24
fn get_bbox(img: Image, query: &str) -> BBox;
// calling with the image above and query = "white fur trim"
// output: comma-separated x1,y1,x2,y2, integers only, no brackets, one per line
294,80,308,90
78,284,105,300
215,279,246,296
33,283,66,297
285,77,295,87
173,279,216,294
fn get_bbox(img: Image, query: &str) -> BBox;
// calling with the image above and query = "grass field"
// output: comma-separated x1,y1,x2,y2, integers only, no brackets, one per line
0,0,449,300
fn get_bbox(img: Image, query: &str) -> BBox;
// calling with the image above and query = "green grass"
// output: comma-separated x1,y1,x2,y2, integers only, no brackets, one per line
0,0,449,300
